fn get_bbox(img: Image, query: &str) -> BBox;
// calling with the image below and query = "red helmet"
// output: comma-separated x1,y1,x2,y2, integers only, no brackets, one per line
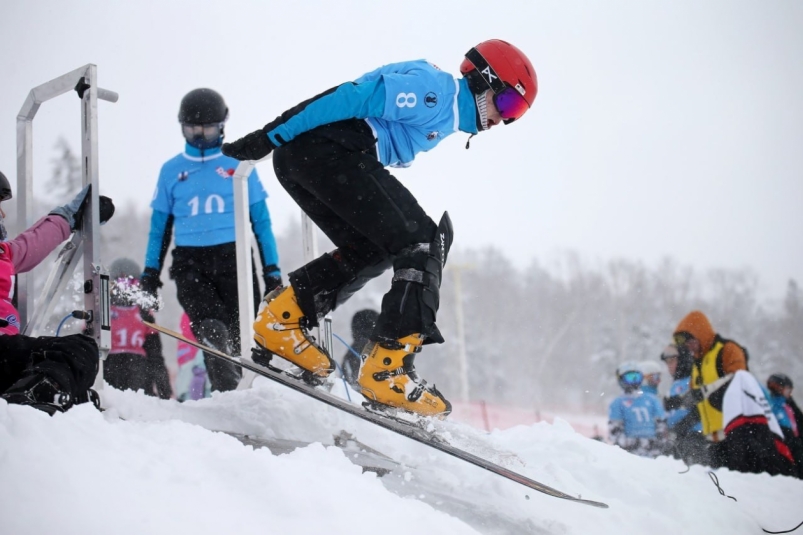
460,39,538,110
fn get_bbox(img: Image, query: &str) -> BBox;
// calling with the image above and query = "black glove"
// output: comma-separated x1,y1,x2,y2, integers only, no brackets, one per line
139,267,163,298
664,395,684,411
98,196,115,225
50,185,115,231
263,267,282,296
222,127,276,161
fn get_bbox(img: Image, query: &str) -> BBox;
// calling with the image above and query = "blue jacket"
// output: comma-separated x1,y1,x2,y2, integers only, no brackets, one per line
768,391,796,432
609,391,666,439
264,60,479,168
666,377,703,432
145,144,280,276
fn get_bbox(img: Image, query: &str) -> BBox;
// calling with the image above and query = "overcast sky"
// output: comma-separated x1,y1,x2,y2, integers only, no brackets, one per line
1,0,801,299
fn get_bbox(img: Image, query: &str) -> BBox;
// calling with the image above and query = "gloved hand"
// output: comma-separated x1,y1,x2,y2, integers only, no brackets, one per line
681,387,704,408
222,127,276,161
139,267,163,302
50,185,115,230
263,268,282,296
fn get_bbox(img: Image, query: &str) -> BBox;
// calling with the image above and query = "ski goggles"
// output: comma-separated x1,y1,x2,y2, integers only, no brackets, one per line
660,352,678,362
619,371,643,387
673,332,694,346
493,86,530,123
181,123,224,144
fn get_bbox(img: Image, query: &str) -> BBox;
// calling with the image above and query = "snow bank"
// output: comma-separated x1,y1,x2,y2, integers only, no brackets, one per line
1,378,801,535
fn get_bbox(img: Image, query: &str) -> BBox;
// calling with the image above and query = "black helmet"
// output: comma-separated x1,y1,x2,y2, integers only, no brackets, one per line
178,88,229,125
109,257,142,281
0,170,12,201
767,373,793,394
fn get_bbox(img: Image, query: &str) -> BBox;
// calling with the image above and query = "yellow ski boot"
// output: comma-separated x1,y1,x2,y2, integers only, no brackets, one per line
253,286,335,378
357,334,451,417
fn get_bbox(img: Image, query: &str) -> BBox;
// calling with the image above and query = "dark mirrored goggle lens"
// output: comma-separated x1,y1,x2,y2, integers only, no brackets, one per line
182,123,222,142
673,333,692,346
621,371,643,386
493,87,529,120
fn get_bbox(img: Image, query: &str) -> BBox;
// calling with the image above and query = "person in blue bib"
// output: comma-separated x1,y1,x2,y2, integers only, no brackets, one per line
638,360,662,395
140,88,282,393
660,344,709,466
609,362,668,457
222,40,538,417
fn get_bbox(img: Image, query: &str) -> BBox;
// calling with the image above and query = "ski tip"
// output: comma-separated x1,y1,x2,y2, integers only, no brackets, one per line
571,497,609,509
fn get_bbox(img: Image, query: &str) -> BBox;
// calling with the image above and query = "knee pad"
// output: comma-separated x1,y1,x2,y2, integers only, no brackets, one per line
393,211,453,293
376,212,453,341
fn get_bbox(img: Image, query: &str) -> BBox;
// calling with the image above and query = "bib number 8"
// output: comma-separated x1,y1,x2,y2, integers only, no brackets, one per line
396,92,417,108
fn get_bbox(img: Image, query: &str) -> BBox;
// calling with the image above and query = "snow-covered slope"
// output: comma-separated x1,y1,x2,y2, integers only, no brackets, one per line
1,377,801,535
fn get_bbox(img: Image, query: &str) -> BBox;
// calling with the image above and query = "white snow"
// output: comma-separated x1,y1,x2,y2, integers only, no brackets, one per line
1,377,802,535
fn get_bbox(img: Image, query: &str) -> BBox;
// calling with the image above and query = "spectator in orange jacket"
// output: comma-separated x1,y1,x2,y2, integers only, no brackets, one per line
673,311,795,476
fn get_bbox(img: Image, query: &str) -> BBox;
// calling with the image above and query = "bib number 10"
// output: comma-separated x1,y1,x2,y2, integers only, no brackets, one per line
188,194,225,216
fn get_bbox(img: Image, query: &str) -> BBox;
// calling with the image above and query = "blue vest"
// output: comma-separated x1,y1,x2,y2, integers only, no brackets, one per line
150,145,267,247
609,392,666,439
768,392,794,431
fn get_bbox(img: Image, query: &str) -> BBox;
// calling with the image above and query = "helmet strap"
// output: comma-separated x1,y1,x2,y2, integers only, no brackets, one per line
475,92,489,131
465,48,505,93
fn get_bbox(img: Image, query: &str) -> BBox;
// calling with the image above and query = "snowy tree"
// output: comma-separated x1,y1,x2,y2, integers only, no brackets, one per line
46,137,83,201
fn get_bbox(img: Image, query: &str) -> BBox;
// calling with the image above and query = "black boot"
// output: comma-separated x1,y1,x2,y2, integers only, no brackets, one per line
2,373,73,415
196,319,241,392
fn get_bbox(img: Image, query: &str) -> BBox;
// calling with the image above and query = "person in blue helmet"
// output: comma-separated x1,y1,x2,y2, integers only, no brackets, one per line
222,39,538,417
638,360,662,395
608,362,668,457
660,344,709,466
139,88,282,392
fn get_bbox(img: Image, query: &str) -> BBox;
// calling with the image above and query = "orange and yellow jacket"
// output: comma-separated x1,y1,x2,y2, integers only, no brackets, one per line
674,311,748,437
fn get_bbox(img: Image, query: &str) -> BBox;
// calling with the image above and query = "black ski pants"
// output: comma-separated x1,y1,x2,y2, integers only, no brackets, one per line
170,242,260,392
272,119,439,341
0,334,98,402
712,423,797,476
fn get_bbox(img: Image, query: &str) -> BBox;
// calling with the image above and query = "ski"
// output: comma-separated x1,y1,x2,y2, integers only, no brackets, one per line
144,321,608,509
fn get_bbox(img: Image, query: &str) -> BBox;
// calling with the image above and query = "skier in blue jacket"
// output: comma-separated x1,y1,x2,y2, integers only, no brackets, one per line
223,40,538,416
609,362,668,457
140,88,282,392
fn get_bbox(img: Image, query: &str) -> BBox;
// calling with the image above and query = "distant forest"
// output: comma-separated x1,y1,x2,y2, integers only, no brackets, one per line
10,140,802,415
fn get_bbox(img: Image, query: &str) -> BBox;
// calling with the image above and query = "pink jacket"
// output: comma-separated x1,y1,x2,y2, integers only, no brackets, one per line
0,215,71,335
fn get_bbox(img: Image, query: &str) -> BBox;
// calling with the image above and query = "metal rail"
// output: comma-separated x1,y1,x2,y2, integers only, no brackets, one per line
16,65,117,388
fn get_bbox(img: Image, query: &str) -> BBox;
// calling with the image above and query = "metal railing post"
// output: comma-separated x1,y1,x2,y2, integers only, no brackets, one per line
15,65,118,389
233,159,257,390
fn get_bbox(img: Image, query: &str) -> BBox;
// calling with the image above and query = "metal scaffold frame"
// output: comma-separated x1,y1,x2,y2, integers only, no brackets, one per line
16,64,118,386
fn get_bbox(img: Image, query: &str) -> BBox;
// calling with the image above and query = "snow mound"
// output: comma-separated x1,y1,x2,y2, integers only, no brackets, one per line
1,378,801,535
